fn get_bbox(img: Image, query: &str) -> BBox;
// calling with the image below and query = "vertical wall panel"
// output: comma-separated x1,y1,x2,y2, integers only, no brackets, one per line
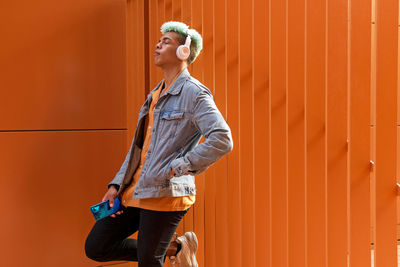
148,0,158,93
349,0,372,265
182,0,191,25
370,0,377,261
326,0,348,266
172,0,181,20
165,0,172,21
124,1,146,266
254,0,271,266
155,0,164,83
269,0,288,266
375,0,398,266
191,1,206,266
287,0,306,265
371,124,377,266
305,0,327,266
213,0,229,267
225,0,242,266
127,0,146,159
202,0,217,266
239,0,256,266
181,0,194,237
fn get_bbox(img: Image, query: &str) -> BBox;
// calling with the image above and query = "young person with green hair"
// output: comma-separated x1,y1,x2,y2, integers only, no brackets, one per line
85,21,233,267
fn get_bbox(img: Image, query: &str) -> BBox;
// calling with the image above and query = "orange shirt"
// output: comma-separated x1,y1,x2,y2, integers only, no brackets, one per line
121,77,195,211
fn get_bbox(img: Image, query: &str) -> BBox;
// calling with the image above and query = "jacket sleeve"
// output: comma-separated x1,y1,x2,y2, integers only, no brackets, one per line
170,89,233,176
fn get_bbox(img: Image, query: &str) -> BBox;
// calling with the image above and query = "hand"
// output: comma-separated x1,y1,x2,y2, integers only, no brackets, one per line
102,186,124,218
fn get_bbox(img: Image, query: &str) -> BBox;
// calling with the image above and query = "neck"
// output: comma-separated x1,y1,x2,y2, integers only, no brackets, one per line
162,63,186,89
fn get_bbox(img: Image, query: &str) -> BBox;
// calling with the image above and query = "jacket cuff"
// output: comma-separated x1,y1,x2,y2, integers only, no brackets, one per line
108,183,120,191
170,157,191,177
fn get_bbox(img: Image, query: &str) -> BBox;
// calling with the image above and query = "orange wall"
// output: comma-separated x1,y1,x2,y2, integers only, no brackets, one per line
128,0,397,267
0,0,132,266
1,0,399,266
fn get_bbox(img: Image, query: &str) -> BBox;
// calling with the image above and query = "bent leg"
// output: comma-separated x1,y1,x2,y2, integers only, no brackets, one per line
84,206,140,262
137,208,189,267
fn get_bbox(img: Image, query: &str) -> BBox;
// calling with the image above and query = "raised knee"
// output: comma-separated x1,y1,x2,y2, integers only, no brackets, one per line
84,236,107,262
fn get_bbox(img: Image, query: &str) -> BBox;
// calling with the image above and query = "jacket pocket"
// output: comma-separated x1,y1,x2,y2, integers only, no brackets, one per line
160,110,184,138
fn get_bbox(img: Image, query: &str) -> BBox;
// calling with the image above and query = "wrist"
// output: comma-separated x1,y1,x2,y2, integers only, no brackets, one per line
108,184,119,192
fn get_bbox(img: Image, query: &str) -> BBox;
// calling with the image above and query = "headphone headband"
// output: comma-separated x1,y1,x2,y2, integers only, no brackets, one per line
185,33,192,47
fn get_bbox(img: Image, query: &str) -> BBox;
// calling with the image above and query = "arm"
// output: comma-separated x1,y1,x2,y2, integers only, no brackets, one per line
170,89,233,176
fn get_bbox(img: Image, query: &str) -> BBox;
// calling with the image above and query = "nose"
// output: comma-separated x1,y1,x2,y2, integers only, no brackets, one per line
156,41,161,49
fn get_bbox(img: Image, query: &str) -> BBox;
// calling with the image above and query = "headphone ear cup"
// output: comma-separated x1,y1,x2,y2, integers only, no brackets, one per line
176,45,190,60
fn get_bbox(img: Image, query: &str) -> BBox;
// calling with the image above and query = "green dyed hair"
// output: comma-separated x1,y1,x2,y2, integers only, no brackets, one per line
160,21,203,65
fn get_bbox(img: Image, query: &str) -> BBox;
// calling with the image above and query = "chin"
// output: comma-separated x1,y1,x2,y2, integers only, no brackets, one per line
154,57,165,67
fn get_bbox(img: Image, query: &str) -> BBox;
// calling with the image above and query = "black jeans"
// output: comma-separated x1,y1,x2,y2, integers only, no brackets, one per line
85,206,188,267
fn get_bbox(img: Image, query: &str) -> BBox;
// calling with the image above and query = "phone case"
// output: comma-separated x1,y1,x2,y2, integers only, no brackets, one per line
90,197,121,221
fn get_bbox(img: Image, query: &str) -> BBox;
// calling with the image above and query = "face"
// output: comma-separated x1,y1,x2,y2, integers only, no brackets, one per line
154,32,185,67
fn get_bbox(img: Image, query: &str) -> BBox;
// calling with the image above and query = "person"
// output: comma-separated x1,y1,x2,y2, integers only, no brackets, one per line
84,21,233,267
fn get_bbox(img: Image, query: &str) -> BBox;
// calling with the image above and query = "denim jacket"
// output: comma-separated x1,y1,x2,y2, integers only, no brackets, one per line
108,68,233,199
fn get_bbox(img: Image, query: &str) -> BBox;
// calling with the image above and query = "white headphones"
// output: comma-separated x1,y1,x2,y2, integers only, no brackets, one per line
176,31,192,61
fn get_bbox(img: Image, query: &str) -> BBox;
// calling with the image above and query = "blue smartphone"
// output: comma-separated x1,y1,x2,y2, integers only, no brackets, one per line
90,197,121,221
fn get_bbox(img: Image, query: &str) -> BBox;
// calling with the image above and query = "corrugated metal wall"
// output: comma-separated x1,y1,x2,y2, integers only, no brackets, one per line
1,0,398,266
121,0,399,266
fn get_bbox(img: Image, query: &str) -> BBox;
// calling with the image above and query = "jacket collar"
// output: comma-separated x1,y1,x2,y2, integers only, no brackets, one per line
150,68,190,96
